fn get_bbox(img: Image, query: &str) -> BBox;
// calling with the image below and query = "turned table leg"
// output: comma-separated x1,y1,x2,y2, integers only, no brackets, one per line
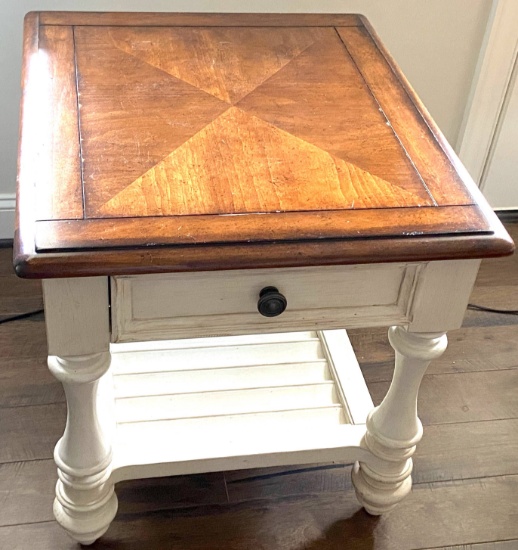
352,326,447,515
43,277,117,544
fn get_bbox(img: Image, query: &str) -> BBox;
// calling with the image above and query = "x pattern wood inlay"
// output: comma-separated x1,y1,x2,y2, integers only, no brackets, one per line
75,26,433,219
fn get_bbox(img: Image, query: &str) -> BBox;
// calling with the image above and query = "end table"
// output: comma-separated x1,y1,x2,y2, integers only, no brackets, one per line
16,12,514,545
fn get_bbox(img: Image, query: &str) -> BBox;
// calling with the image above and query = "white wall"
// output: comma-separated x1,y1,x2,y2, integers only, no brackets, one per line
0,0,492,238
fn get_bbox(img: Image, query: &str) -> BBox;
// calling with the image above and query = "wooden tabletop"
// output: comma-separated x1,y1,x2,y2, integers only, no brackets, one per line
15,12,514,278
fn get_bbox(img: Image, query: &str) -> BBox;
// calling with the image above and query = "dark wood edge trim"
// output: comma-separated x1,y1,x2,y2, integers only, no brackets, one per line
14,231,515,279
37,12,363,27
359,14,505,236
34,205,493,252
14,12,40,264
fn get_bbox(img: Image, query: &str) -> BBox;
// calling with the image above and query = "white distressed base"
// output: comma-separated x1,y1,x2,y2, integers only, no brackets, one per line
107,330,374,483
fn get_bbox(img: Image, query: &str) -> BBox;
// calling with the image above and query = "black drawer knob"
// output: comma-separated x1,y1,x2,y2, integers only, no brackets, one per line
257,286,287,317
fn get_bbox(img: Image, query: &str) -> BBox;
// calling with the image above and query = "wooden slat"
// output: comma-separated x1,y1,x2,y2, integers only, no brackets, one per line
114,362,329,398
38,12,362,27
112,407,354,481
111,339,323,375
337,25,473,207
115,383,338,423
319,329,374,425
113,331,319,353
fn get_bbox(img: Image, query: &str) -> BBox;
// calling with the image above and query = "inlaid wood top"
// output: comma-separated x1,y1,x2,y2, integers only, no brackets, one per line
15,12,513,277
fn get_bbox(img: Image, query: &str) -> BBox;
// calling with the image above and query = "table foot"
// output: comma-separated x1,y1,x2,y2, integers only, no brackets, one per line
352,461,412,515
53,470,118,545
352,327,447,514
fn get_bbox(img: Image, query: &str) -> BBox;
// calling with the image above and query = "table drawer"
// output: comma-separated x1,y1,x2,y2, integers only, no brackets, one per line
111,263,420,342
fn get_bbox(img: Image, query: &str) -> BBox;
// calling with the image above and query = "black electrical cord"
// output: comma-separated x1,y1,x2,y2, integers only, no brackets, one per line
0,309,44,325
467,303,518,315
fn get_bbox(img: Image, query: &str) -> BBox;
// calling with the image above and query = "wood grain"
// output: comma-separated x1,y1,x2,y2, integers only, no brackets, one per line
37,12,363,27
15,13,514,277
369,369,518,425
0,403,65,463
111,26,319,104
16,18,83,229
17,228,514,279
34,205,492,250
337,25,474,207
35,26,82,220
238,28,429,200
97,107,428,218
349,324,518,381
73,26,229,217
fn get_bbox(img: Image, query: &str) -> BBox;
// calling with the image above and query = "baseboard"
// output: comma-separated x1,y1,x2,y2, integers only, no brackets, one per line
495,209,518,223
0,193,15,240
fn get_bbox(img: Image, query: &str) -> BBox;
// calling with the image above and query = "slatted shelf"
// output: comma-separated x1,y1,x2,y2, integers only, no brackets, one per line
108,329,373,483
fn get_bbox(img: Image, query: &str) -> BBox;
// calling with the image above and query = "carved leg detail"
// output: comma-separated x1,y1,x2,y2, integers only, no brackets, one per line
48,352,118,545
352,326,447,515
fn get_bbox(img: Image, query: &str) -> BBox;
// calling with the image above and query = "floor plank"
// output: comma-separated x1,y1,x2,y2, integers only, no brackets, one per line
426,542,518,550
0,460,56,526
1,475,517,550
0,357,63,408
0,403,65,463
350,324,518,383
224,418,518,502
0,318,47,359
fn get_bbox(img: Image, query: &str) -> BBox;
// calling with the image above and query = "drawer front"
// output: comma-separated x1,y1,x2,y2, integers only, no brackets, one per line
111,263,421,342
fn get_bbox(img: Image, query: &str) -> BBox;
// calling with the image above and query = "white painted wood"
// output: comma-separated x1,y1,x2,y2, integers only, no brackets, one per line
352,327,448,515
114,362,329,398
115,331,319,352
319,329,374,425
44,277,116,545
48,354,117,545
116,383,338,423
112,418,368,483
408,259,481,332
457,0,518,187
111,339,323,375
105,330,374,484
43,277,110,356
111,263,419,342
41,259,482,534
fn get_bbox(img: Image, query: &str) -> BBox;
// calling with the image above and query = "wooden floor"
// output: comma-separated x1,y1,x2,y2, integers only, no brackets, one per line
1,222,517,550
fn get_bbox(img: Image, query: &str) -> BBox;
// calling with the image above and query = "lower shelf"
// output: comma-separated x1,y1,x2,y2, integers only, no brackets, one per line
107,330,374,483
